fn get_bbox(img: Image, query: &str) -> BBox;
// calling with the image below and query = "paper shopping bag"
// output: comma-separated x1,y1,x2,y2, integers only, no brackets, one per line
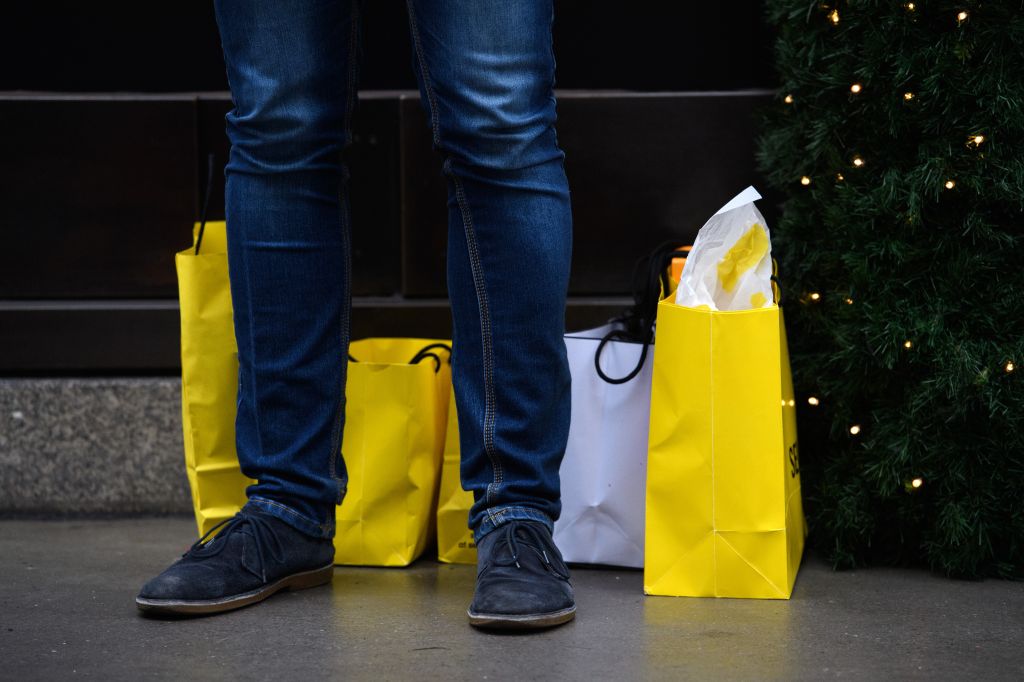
436,323,655,568
335,337,451,566
553,324,652,568
436,389,477,564
644,299,805,598
176,221,452,566
176,221,254,536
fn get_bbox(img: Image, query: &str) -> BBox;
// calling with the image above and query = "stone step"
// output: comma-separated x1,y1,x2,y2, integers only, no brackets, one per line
0,378,190,516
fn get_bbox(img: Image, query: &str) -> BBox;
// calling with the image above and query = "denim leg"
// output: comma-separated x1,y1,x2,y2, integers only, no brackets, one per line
214,0,362,539
405,0,573,541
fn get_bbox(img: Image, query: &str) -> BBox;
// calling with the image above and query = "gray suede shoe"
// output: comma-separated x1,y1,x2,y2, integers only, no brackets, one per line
136,508,334,616
468,520,576,630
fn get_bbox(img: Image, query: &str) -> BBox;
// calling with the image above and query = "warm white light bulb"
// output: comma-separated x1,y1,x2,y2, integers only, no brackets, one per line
809,292,821,301
844,297,854,305
1006,361,1016,373
906,2,916,10
808,396,820,406
853,156,865,167
801,176,812,186
850,83,863,94
945,179,956,190
911,477,923,488
784,94,794,104
849,425,861,435
903,92,915,101
957,10,969,22
830,9,840,24
903,340,913,349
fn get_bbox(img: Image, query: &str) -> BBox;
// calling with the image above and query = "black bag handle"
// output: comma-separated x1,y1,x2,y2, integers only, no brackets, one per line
594,329,652,385
347,342,453,373
594,242,690,385
770,258,785,307
409,342,453,373
194,153,216,255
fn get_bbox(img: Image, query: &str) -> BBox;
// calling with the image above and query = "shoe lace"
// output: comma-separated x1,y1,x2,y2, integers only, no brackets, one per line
500,521,569,580
185,510,286,582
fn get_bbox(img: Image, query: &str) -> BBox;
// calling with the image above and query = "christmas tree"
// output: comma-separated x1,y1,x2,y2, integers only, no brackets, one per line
759,1,1024,578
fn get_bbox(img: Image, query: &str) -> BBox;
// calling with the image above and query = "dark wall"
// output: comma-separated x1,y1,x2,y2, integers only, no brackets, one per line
1,3,775,92
0,4,778,373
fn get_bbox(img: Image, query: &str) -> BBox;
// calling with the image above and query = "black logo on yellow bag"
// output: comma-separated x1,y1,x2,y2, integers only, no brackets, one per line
788,442,800,478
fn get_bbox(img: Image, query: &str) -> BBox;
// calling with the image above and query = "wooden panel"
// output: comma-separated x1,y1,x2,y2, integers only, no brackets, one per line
560,92,774,294
0,302,182,373
399,91,774,296
0,95,197,299
0,4,773,92
0,298,627,373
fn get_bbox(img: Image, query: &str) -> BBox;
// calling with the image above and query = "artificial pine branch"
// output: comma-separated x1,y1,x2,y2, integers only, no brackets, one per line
759,0,1024,578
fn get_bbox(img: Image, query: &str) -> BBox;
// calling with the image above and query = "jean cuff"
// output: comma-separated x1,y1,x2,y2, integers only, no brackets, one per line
473,505,555,543
244,496,335,540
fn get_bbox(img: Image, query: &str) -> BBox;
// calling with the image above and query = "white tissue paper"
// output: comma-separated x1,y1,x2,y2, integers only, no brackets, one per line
675,186,774,311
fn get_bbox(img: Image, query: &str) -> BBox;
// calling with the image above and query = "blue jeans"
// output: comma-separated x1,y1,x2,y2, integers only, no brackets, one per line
214,0,572,542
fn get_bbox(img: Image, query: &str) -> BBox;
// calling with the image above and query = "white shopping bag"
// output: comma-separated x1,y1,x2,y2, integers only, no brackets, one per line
554,324,653,568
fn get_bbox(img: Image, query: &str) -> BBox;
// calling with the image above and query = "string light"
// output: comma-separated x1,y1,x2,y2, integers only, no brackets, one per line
906,2,916,9
1006,361,1016,373
852,156,865,167
784,94,794,104
944,179,956,190
903,340,913,349
836,172,845,182
808,396,820,406
849,425,862,435
844,297,854,305
801,176,812,186
809,292,821,301
903,92,915,101
957,10,969,23
850,83,863,94
968,134,985,147
904,476,925,493
829,9,840,25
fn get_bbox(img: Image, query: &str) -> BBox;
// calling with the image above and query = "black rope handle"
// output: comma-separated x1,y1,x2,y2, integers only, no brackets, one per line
594,329,652,385
409,342,453,373
594,243,690,384
770,258,785,307
194,153,216,255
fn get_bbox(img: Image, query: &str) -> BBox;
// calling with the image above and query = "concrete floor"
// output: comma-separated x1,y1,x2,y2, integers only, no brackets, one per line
0,519,1021,681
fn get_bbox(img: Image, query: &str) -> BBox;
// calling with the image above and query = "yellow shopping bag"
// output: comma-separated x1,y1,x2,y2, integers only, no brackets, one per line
176,221,452,567
176,221,253,536
436,389,477,564
336,337,451,566
644,297,805,598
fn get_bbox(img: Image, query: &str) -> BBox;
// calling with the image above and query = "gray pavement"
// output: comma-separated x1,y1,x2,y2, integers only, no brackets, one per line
0,518,1021,680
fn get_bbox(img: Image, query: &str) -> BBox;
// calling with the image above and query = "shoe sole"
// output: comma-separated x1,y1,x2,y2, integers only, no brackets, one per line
467,605,577,630
135,563,334,616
